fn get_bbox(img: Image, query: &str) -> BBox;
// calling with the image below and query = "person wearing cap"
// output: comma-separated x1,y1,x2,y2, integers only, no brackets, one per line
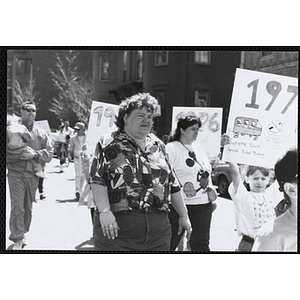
68,122,87,201
6,101,54,250
252,148,297,252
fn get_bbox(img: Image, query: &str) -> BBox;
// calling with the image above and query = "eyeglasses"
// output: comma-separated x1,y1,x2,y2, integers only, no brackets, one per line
23,108,36,113
186,151,197,167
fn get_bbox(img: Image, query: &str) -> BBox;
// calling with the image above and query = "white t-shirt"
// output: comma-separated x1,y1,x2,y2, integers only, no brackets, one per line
57,131,67,143
228,181,283,238
252,209,297,252
166,141,212,205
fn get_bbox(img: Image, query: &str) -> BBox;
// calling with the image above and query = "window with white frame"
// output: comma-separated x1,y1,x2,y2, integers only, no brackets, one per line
155,51,168,66
194,51,211,64
194,90,209,107
136,51,143,80
99,53,109,81
123,51,130,82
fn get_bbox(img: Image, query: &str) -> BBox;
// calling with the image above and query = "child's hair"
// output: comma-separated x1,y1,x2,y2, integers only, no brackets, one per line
275,149,297,193
243,165,270,191
246,166,269,177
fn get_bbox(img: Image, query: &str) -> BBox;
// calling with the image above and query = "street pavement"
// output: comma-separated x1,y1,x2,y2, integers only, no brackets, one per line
6,158,240,252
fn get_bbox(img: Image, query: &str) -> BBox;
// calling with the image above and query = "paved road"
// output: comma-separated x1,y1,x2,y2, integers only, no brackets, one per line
6,158,240,251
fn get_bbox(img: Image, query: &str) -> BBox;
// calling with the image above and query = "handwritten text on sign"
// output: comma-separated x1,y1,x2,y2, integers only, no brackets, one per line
86,101,118,155
223,68,297,168
171,107,223,160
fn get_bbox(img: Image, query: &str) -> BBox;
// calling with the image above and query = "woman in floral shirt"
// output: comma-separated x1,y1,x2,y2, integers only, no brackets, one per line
90,93,191,251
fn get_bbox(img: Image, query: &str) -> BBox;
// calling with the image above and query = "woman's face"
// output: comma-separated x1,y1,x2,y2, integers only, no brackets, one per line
245,170,269,193
124,106,154,140
180,124,199,144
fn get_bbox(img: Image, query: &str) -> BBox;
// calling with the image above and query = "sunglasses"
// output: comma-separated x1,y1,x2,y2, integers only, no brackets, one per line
23,108,36,113
186,151,197,167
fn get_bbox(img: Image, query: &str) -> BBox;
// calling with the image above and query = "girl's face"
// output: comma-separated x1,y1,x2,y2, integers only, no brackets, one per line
180,124,199,144
245,170,269,193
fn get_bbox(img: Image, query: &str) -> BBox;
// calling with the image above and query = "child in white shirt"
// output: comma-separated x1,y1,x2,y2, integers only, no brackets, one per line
221,134,282,251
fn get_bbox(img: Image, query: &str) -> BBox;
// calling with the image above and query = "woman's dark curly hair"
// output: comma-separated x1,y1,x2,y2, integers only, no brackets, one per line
168,112,202,142
115,93,159,129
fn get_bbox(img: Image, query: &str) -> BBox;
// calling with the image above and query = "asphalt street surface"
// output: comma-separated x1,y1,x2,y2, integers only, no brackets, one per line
6,158,240,252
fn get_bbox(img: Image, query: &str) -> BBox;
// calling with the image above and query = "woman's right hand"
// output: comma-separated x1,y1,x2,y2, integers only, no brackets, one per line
99,211,120,240
221,133,231,147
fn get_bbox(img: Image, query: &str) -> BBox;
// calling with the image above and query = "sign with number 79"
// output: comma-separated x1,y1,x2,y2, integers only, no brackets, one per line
223,68,298,168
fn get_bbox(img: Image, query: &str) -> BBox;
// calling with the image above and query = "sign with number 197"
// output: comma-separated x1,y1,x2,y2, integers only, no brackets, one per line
223,68,298,168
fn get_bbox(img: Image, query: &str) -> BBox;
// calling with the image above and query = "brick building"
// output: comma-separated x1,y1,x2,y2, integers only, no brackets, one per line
241,51,298,77
93,50,241,138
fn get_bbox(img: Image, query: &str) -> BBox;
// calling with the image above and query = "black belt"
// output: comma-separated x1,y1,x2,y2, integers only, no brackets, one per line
242,235,254,244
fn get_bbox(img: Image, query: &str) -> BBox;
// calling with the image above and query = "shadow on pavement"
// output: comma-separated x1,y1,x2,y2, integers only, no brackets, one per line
75,238,95,251
56,199,79,203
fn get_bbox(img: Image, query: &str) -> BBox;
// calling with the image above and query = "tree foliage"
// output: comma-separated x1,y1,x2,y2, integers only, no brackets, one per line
49,51,93,125
12,79,40,114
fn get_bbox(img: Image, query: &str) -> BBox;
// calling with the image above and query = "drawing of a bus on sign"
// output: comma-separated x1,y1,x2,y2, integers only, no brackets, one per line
233,116,262,140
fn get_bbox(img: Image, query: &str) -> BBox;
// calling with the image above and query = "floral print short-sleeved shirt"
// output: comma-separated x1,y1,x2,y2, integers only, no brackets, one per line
89,130,180,213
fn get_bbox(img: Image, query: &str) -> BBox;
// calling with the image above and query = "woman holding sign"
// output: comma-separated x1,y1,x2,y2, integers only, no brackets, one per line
89,93,191,251
166,112,217,252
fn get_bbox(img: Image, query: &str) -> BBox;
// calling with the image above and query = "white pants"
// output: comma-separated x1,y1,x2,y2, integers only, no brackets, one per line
73,157,85,194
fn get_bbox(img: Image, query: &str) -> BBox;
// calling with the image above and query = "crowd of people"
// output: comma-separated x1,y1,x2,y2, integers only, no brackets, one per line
6,94,298,252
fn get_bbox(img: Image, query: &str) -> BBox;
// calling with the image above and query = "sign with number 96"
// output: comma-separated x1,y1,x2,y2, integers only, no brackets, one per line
172,107,223,160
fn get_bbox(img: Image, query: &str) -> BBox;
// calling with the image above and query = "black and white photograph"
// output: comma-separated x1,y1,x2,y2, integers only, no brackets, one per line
4,48,298,253
1,2,299,299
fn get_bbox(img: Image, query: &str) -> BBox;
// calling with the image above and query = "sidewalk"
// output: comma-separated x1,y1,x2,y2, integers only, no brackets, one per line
6,158,95,251
6,158,239,252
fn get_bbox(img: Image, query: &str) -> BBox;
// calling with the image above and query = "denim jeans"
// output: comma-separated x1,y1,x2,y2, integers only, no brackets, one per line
93,209,171,251
169,202,213,252
236,238,254,252
168,205,185,251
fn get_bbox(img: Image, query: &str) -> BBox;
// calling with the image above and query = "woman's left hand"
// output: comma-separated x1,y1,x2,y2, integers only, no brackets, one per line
178,216,192,241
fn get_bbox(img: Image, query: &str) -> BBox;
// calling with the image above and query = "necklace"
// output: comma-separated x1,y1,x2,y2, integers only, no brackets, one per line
178,141,204,169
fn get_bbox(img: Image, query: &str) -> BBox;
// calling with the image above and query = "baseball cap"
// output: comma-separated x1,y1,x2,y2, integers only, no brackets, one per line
74,122,85,130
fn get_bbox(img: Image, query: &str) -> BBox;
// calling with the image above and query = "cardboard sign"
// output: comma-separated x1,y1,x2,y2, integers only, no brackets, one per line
171,107,223,160
35,120,52,139
222,68,298,168
86,101,118,155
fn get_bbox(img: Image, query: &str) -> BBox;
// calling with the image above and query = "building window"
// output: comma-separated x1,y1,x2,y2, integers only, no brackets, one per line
136,51,143,80
99,53,109,81
155,51,168,66
7,63,12,82
194,91,209,107
123,51,130,83
194,51,211,64
15,59,25,75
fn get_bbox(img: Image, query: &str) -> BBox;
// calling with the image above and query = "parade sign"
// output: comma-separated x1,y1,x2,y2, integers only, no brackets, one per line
171,107,223,160
86,101,118,155
222,68,298,168
35,120,52,140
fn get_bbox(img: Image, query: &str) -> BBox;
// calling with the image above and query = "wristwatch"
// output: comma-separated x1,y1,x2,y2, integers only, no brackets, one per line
100,208,110,214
